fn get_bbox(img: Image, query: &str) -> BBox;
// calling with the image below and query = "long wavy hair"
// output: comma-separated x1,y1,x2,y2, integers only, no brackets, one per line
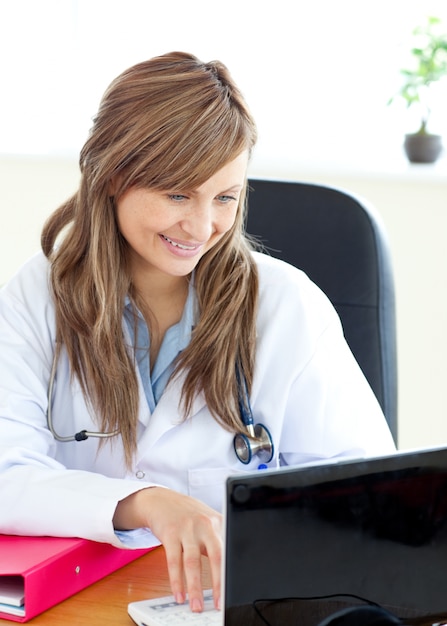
41,52,258,467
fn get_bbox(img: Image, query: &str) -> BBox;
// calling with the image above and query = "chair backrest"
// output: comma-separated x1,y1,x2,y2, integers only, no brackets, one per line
246,178,398,443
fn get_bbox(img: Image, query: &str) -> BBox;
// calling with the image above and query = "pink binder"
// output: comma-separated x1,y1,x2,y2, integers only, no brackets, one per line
0,534,155,622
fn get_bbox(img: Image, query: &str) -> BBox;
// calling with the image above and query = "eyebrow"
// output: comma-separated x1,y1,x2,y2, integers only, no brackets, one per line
217,188,242,197
184,183,244,196
216,184,244,194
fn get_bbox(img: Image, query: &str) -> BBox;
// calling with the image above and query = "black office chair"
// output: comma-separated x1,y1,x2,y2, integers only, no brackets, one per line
246,178,398,444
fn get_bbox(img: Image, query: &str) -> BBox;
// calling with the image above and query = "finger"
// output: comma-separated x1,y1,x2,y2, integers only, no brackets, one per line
182,544,204,612
207,538,222,610
199,513,223,609
163,542,186,605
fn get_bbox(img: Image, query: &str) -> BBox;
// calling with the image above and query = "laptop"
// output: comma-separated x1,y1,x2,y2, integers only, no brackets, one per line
129,446,447,626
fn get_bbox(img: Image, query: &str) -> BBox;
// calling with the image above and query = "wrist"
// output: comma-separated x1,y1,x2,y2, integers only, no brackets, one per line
113,486,159,530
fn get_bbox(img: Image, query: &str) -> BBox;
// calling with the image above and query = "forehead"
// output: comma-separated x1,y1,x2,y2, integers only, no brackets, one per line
194,151,248,190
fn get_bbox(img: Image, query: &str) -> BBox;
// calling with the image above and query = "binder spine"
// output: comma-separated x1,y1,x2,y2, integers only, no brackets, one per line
0,537,152,622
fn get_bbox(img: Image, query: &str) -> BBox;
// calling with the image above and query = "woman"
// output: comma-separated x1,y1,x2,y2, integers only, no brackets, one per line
0,52,395,612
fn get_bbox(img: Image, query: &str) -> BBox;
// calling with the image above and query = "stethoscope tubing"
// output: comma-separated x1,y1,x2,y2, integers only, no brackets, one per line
46,354,274,463
46,352,119,442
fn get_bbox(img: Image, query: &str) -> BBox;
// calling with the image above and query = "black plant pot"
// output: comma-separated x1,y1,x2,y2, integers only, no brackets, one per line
404,132,443,163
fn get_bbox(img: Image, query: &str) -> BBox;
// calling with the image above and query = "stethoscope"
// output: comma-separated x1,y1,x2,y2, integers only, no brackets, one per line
46,352,120,443
46,354,274,465
233,366,274,465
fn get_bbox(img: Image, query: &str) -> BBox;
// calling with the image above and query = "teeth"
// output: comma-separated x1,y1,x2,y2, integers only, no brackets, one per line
162,235,196,250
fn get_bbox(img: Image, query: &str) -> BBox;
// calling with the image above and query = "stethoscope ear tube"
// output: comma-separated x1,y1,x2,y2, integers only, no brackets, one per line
234,423,274,465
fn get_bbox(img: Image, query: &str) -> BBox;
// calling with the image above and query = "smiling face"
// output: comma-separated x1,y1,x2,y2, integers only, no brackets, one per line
115,151,249,291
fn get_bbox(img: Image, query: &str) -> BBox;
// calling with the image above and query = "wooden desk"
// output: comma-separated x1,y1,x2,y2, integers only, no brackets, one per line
0,547,435,626
0,546,209,626
0,545,356,626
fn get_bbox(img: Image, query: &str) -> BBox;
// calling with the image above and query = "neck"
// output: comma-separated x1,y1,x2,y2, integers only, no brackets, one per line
131,273,190,369
131,265,189,303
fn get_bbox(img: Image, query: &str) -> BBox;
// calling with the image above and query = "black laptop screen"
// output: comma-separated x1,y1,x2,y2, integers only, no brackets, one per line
224,447,447,625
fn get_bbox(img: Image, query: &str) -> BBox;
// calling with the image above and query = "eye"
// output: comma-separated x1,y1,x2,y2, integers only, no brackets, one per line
168,194,188,202
217,194,238,204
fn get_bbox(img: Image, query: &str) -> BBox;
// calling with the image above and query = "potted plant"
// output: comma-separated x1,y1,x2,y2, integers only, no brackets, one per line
388,16,447,163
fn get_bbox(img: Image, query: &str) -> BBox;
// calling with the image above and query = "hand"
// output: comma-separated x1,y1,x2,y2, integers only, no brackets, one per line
113,487,222,612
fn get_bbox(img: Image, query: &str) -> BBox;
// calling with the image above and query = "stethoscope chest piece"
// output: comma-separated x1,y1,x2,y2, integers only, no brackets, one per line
233,423,274,465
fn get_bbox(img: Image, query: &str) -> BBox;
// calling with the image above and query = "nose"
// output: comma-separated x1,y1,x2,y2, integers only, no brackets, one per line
179,201,214,242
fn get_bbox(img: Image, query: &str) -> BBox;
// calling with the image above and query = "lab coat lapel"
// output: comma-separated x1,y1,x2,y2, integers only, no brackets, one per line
136,371,206,454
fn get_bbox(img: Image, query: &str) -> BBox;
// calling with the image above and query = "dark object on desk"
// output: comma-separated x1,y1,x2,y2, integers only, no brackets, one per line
317,605,403,626
224,446,447,626
246,178,398,443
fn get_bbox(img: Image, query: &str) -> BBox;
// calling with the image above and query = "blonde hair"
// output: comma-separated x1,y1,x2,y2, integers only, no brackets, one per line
41,52,258,467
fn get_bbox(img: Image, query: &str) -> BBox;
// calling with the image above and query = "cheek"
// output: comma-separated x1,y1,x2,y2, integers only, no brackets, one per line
115,198,137,236
116,203,160,240
217,208,239,234
116,211,137,245
115,189,167,238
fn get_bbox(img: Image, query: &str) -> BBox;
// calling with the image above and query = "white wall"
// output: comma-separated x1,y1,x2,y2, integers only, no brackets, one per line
2,0,447,160
1,155,80,272
1,154,447,451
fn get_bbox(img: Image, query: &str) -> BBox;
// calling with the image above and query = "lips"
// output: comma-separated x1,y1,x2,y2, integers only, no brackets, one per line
161,234,199,250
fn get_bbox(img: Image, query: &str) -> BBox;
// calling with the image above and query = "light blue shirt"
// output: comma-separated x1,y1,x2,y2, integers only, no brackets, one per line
123,280,196,411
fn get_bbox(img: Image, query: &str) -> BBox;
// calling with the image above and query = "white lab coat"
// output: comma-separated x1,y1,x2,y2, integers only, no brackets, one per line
0,251,395,548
